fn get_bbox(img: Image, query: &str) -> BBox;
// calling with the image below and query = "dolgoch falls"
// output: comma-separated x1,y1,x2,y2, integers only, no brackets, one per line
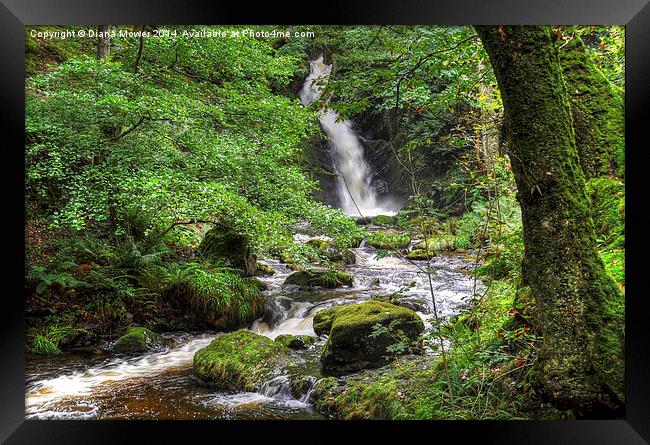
300,55,399,217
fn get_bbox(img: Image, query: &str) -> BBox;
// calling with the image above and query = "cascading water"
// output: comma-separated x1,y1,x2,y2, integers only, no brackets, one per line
300,55,398,217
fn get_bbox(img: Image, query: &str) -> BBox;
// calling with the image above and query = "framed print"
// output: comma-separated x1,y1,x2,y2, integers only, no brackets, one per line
1,0,649,443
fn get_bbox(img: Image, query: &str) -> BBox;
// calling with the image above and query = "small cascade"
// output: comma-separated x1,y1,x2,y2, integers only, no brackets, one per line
258,375,294,399
300,55,399,217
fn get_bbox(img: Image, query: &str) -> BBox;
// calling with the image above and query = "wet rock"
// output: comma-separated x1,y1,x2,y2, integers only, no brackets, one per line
198,226,257,276
113,327,164,353
313,301,424,375
256,262,276,276
284,269,354,289
193,330,296,391
275,334,315,350
306,238,356,265
366,231,411,250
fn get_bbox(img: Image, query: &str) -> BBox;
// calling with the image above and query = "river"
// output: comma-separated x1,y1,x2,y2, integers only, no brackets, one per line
25,233,480,420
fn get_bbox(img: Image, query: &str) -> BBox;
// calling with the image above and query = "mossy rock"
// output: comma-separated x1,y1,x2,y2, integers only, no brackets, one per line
275,334,315,350
406,249,436,260
193,330,295,391
113,327,164,353
284,269,354,289
280,252,303,271
366,232,411,250
306,238,356,265
374,215,396,226
198,227,257,276
313,301,424,375
256,262,276,276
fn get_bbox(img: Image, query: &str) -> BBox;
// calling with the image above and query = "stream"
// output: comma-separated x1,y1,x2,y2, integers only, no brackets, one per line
25,235,481,420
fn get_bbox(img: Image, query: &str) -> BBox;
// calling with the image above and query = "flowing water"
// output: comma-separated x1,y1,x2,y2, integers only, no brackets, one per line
25,232,481,420
299,55,400,217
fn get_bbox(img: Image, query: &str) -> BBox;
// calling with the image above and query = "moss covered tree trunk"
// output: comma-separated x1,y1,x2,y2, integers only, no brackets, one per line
475,26,624,417
559,37,625,178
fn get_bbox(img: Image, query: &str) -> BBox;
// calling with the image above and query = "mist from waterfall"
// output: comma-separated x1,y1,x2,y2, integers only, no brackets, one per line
299,55,398,217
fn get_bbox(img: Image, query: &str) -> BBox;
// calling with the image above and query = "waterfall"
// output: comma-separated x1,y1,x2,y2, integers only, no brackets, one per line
300,55,397,217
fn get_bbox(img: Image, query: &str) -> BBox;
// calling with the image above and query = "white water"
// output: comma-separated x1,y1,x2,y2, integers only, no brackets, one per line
299,55,398,217
25,334,216,419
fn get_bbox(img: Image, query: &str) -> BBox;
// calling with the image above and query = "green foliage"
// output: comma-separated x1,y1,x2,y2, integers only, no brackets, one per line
29,265,79,295
28,325,73,355
140,261,264,324
26,25,356,256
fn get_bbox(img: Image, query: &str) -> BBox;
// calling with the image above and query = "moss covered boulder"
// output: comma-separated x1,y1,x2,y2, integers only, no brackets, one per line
366,232,411,250
193,330,296,391
275,334,315,350
284,269,353,289
113,327,164,353
256,262,276,276
198,226,256,276
374,214,396,226
313,301,424,375
306,238,356,265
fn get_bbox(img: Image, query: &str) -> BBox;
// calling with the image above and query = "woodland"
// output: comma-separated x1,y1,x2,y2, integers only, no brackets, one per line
25,25,625,420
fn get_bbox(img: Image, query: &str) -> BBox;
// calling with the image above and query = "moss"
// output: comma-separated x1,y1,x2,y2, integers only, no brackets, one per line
585,177,625,250
374,214,396,226
152,262,265,330
284,268,353,289
559,37,625,178
600,250,624,286
113,327,163,353
256,262,276,276
198,227,256,276
193,330,295,391
477,26,624,415
313,301,424,374
366,231,411,250
274,334,314,350
406,235,466,260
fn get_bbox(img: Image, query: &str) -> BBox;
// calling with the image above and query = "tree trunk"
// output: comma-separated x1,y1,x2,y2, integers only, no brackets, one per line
97,25,111,59
559,37,624,178
475,26,624,417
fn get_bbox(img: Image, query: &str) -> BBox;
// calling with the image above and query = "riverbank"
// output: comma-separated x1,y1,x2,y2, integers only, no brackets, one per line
25,218,482,419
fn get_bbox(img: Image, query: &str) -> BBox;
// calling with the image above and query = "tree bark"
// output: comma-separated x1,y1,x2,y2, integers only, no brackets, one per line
475,26,624,417
559,37,624,178
97,25,111,59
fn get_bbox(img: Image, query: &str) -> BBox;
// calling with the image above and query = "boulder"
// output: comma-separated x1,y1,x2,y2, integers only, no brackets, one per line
275,334,315,350
198,227,256,276
306,238,356,265
256,262,276,276
374,214,395,226
313,301,424,375
113,327,164,353
284,269,354,289
366,232,411,250
193,330,295,391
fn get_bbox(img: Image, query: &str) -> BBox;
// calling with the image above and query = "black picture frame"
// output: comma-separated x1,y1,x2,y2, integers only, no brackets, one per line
2,0,648,443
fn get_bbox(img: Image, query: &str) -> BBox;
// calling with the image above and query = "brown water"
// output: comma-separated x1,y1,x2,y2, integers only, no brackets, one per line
25,233,481,420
